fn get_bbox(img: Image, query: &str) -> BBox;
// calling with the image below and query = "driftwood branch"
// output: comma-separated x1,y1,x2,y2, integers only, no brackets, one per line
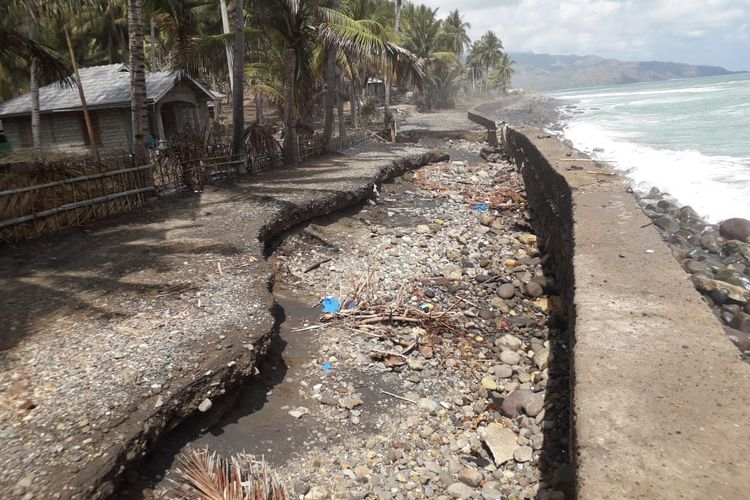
303,257,332,273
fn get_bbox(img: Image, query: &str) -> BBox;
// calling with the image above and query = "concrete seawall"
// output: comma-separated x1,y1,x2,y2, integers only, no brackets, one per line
498,123,750,498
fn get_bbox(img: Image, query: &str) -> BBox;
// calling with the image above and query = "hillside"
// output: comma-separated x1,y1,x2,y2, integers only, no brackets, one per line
509,52,737,91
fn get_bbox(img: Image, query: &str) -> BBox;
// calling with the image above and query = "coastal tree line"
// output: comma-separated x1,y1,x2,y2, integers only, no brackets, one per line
0,0,515,162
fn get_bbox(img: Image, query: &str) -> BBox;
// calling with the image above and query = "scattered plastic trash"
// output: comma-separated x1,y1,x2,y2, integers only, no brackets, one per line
322,362,333,372
419,303,434,312
645,249,655,254
321,296,341,313
473,203,488,212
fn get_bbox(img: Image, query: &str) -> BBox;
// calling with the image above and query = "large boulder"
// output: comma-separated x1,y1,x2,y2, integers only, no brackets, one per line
719,218,750,243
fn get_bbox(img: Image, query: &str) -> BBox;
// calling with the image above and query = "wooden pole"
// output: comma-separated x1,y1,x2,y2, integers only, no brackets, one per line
63,26,99,162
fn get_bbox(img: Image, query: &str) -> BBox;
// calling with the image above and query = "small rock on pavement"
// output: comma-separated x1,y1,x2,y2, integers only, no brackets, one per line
481,376,498,390
482,422,518,465
16,476,33,490
447,482,476,499
499,333,523,349
498,283,516,299
289,407,310,419
501,389,544,419
305,486,330,499
442,264,463,281
525,282,544,298
518,233,537,245
490,296,510,313
198,398,212,412
514,446,534,463
534,348,550,370
458,467,483,487
418,397,439,413
294,481,311,496
492,364,513,379
500,350,521,365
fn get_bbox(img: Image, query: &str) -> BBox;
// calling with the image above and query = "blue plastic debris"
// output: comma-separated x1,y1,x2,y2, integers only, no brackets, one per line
473,203,488,212
322,362,333,372
321,296,341,313
345,300,358,310
419,303,434,313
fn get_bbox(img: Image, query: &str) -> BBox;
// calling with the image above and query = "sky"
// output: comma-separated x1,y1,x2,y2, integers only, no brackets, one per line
420,0,750,71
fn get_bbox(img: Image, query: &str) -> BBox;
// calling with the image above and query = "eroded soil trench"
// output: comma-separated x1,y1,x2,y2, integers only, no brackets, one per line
121,138,572,500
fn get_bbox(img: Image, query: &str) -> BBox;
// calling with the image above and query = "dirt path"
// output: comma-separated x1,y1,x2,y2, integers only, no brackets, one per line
0,143,442,499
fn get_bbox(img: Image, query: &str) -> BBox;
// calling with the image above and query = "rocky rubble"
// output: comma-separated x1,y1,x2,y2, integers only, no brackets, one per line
265,141,571,499
638,188,750,359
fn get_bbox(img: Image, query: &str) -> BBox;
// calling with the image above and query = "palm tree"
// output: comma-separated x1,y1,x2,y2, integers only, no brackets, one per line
0,22,71,102
400,4,462,110
231,0,246,166
266,0,419,163
383,0,401,118
400,4,441,60
441,9,470,55
497,53,515,92
465,42,481,92
26,0,41,153
323,0,339,152
127,0,148,154
471,30,503,92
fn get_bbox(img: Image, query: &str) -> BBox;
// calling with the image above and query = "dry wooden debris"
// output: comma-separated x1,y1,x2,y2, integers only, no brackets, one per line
166,448,287,499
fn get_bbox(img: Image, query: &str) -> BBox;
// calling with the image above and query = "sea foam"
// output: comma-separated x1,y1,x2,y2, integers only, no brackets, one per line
562,120,750,223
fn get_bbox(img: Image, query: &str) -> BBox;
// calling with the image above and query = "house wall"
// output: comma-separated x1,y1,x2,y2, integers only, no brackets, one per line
2,118,30,152
2,113,87,154
158,83,210,133
2,109,134,155
96,108,132,152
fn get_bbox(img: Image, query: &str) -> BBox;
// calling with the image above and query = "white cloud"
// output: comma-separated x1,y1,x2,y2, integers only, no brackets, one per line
419,0,750,70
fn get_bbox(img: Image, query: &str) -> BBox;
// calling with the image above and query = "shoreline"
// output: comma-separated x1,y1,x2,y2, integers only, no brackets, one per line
485,91,750,358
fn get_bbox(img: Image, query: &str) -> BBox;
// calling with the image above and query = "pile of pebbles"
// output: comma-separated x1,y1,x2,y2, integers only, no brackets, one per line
637,188,750,358
268,145,572,499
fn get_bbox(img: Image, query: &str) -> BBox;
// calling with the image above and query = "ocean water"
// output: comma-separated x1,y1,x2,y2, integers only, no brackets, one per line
549,73,750,223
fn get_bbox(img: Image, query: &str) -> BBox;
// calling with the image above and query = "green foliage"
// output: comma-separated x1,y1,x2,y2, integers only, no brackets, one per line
467,30,514,94
0,0,512,124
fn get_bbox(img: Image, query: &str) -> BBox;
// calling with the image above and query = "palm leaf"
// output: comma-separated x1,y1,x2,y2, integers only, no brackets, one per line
0,28,71,86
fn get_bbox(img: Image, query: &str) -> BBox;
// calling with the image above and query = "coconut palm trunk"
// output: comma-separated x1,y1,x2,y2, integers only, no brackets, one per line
322,44,336,151
383,0,402,112
127,0,148,154
255,93,263,124
337,77,345,139
282,46,298,164
323,0,339,152
219,0,234,91
26,0,41,154
231,0,246,172
350,81,358,128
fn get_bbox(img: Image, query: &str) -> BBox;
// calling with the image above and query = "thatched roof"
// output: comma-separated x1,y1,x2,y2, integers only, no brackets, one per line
0,64,217,118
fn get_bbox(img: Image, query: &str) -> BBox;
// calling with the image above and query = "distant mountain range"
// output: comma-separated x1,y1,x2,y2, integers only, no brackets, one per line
508,52,740,91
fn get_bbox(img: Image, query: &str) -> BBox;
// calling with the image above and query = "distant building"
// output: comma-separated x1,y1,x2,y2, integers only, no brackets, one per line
0,64,220,154
366,77,386,103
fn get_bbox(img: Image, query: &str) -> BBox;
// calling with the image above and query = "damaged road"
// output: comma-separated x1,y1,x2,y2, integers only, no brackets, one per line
0,143,443,499
136,133,572,499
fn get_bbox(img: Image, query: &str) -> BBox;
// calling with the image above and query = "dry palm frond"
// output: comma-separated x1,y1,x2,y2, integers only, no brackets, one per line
244,124,282,158
166,448,287,500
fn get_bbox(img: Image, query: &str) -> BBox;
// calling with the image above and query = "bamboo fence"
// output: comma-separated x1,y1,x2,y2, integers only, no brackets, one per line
0,155,153,243
0,130,368,244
